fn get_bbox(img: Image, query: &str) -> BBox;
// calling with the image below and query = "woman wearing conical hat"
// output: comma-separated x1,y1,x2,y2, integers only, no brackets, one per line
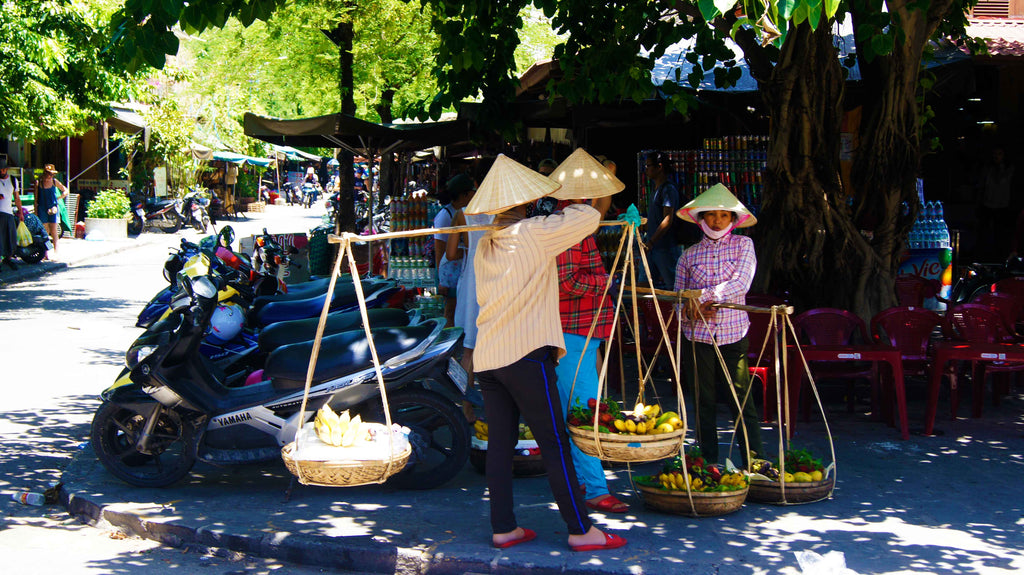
674,183,764,467
468,154,627,552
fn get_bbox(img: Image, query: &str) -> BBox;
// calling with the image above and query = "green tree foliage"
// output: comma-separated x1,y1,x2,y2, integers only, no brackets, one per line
0,0,135,141
416,0,981,314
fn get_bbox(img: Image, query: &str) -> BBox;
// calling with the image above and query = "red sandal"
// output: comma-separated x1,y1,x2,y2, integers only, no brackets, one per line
493,527,536,549
570,531,628,552
585,495,629,513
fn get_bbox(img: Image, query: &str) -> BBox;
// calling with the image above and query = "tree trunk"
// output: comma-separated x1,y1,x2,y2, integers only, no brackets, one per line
753,23,876,315
339,22,357,235
376,88,397,209
849,0,957,317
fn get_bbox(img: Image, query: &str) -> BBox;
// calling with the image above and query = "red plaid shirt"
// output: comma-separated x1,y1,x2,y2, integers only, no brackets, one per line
557,235,614,339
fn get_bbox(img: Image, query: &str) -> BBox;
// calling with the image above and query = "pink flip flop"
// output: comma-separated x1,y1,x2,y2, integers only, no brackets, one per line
570,531,627,552
493,527,537,549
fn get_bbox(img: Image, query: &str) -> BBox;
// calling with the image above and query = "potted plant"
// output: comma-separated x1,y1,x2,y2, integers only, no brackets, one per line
84,189,131,239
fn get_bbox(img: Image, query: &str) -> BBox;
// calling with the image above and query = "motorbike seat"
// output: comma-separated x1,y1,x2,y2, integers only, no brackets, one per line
257,307,410,352
265,323,435,391
145,197,177,210
252,280,394,326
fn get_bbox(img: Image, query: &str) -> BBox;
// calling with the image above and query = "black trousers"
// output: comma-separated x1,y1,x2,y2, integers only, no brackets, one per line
476,346,592,535
682,337,764,465
0,211,17,259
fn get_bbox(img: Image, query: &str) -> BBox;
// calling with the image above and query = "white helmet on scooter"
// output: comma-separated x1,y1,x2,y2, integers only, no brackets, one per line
209,302,244,343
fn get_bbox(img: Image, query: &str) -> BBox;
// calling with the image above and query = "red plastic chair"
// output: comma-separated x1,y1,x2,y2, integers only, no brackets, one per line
746,304,785,423
971,292,1024,340
946,303,1024,418
791,308,877,418
871,307,946,377
871,307,946,425
992,277,1024,314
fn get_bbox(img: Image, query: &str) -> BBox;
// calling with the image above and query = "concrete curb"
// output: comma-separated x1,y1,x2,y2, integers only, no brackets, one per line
60,481,606,574
58,452,620,575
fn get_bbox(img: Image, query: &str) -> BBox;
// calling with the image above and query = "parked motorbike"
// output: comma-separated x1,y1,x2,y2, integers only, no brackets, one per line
15,209,53,264
128,193,184,234
91,272,471,489
182,189,211,233
947,256,1024,304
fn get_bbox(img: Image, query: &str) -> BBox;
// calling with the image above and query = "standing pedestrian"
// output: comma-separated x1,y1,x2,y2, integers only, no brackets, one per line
34,164,68,258
0,157,24,270
433,173,474,327
642,152,681,288
468,154,626,552
674,183,764,466
546,148,628,513
446,159,495,422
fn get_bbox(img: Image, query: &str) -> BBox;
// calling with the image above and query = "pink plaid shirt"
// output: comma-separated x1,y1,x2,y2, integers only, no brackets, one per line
673,233,756,345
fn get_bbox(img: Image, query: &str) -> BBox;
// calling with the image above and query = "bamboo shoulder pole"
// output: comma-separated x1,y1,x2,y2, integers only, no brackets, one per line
711,302,795,315
327,219,642,244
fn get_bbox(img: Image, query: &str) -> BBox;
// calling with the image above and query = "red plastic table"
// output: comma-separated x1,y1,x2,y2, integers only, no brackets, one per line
924,341,1024,435
784,345,909,440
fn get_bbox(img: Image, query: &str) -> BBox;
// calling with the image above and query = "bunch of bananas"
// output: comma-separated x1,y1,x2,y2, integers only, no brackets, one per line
610,402,683,435
314,405,363,447
474,420,489,441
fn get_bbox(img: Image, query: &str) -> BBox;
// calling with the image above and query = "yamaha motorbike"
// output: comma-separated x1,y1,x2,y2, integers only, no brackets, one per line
15,209,53,264
128,194,184,234
91,272,471,489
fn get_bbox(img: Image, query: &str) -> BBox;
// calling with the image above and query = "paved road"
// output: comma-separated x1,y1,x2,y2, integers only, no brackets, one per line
0,204,359,574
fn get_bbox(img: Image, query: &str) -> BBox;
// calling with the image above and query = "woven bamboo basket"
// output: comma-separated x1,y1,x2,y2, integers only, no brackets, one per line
636,483,748,517
747,476,834,504
568,424,683,463
281,441,411,488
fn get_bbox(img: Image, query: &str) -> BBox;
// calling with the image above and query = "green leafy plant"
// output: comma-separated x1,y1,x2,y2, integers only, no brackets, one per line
86,189,131,219
235,171,258,199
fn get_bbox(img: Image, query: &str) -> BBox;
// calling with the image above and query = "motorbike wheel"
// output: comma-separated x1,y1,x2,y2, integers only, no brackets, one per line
127,217,143,236
358,388,470,490
17,243,45,264
201,215,211,232
165,213,182,234
91,401,196,487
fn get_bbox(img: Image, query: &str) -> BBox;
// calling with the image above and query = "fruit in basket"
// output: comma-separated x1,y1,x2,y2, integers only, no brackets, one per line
647,449,748,492
314,405,364,447
751,448,827,483
569,398,678,435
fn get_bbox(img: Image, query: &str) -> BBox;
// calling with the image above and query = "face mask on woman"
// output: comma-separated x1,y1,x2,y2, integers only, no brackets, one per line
699,220,734,240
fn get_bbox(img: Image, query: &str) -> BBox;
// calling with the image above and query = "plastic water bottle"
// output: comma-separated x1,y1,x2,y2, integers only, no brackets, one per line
12,491,45,506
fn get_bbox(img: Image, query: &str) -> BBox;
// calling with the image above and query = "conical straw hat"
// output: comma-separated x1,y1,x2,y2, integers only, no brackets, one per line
465,154,561,215
676,183,757,228
547,148,625,200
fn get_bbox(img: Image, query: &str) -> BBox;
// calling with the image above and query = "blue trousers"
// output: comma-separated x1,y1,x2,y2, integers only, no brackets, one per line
476,346,592,535
554,333,609,500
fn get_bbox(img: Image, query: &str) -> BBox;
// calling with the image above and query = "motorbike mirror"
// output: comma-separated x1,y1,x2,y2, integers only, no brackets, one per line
192,275,218,300
218,226,235,248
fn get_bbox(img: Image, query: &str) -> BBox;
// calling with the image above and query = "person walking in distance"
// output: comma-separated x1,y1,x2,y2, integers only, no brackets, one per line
0,157,23,270
34,164,67,258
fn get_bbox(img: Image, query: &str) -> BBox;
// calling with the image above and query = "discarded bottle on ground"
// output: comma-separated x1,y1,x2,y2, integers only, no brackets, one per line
12,491,45,506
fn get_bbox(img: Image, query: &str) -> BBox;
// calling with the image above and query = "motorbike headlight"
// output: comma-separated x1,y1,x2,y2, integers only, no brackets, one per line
126,344,158,368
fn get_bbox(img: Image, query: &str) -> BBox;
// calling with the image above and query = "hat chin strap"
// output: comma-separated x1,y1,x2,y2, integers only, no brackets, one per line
700,220,734,240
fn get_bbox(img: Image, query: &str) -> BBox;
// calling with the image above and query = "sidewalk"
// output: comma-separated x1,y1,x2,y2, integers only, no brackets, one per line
0,233,170,286
61,395,1024,574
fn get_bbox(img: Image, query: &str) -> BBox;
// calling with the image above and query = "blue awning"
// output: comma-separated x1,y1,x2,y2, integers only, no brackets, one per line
210,151,274,167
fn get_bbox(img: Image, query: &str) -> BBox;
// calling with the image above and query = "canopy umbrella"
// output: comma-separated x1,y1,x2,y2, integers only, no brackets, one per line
243,112,470,157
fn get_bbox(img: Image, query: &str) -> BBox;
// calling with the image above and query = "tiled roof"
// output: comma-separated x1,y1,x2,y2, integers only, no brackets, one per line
967,18,1024,57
